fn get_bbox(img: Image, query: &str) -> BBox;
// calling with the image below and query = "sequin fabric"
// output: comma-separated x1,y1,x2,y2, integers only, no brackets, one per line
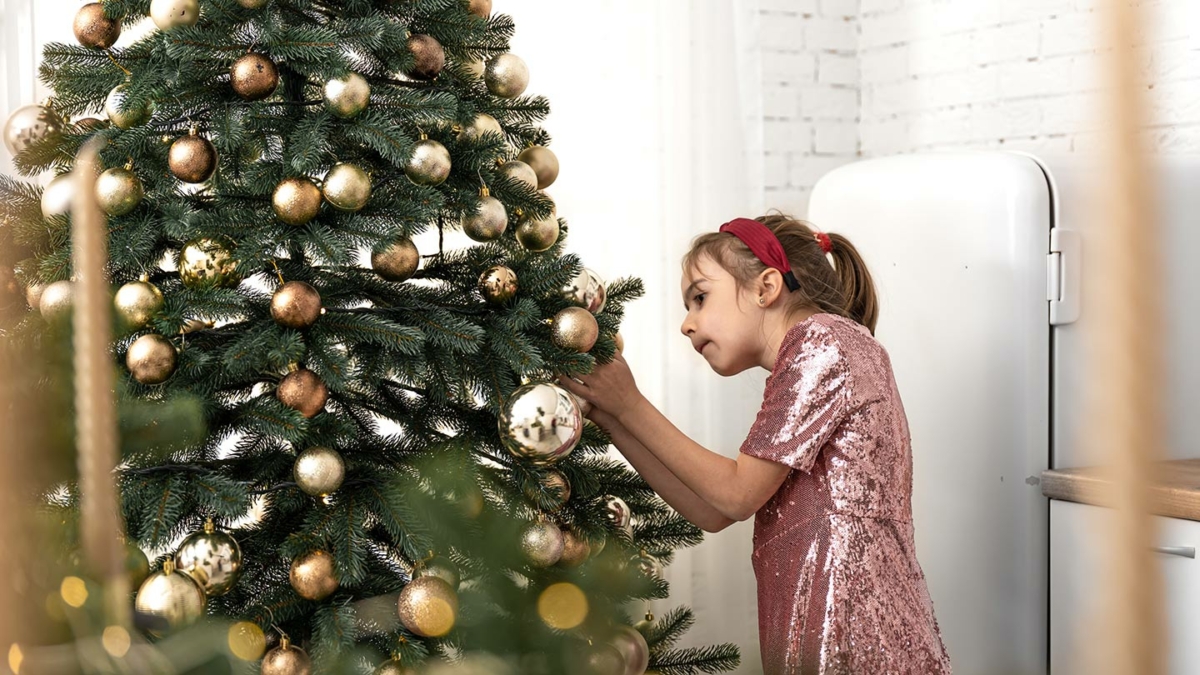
740,314,952,674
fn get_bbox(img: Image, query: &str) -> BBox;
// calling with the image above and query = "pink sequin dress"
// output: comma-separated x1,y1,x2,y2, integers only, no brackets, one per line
739,313,952,674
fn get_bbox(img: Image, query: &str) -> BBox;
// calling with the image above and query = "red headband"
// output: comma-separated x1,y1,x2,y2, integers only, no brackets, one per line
718,218,804,291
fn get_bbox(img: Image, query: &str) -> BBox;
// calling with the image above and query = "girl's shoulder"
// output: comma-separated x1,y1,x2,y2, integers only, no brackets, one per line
778,312,874,361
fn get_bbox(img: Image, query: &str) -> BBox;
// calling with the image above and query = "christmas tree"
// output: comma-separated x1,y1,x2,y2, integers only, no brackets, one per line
1,0,740,673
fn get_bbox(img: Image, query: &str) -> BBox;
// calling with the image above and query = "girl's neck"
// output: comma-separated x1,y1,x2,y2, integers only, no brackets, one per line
760,308,819,371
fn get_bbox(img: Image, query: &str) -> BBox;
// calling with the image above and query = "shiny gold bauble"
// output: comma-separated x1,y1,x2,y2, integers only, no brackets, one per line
115,279,165,330
518,145,560,189
464,59,486,79
237,0,269,7
603,495,634,538
521,521,564,568
477,265,517,305
578,643,625,675
551,307,599,353
462,190,507,242
632,551,663,580
633,612,654,637
289,550,338,601
271,281,322,329
75,117,107,133
467,0,492,18
126,333,177,385
134,559,206,637
403,138,451,186
41,173,75,219
405,34,445,81
293,446,345,497
558,528,591,568
322,163,371,211
179,237,240,289
615,332,625,353
96,166,143,217
175,520,243,597
484,53,529,99
516,208,559,252
324,72,370,119
277,368,327,418
562,267,607,314
498,382,582,464
25,283,45,311
105,84,153,129
169,129,218,183
261,638,311,675
497,159,537,190
74,3,121,49
231,53,279,101
611,625,650,675
371,238,420,282
273,177,322,225
527,469,571,509
397,576,458,638
38,280,73,323
150,0,200,30
415,555,460,590
4,104,63,156
456,113,503,143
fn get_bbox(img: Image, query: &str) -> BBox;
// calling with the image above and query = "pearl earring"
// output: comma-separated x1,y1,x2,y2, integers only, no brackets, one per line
758,297,765,305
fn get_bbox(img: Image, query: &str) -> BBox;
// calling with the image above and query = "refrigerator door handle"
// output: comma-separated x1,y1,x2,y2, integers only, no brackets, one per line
1049,228,1082,326
1152,545,1196,559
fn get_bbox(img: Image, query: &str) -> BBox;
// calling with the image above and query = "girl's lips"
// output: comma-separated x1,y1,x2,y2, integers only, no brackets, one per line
695,341,710,354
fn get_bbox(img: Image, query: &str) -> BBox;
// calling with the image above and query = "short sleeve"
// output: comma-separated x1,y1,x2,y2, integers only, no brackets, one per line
739,326,852,473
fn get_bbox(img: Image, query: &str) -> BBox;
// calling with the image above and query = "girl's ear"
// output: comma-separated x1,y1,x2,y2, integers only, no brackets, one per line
757,268,784,306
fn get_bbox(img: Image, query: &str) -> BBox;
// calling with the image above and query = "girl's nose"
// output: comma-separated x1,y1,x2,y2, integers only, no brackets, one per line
680,317,695,337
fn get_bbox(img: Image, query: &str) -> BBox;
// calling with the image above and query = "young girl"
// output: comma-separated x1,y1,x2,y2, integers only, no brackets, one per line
557,215,952,674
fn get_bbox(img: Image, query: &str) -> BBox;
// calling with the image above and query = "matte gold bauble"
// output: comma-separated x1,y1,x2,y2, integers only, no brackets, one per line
150,0,200,30
611,625,650,675
41,173,75,219
114,279,165,330
456,113,502,143
467,0,492,18
4,104,63,156
477,265,517,305
371,238,420,282
273,177,322,225
558,528,590,568
497,160,537,190
169,128,218,183
484,53,529,99
324,72,370,119
75,117,107,133
464,59,485,79
237,0,269,7
175,519,243,597
397,576,458,638
289,550,338,601
126,333,177,385
603,495,634,538
552,307,599,353
38,280,74,323
231,53,279,101
520,520,564,568
74,3,121,49
293,446,345,497
403,137,451,187
271,281,322,329
415,555,460,590
405,34,446,81
462,188,507,242
179,237,240,289
261,638,311,675
96,165,144,217
105,85,153,130
322,163,371,212
374,660,416,675
498,382,582,464
518,145,559,189
561,267,607,314
516,208,559,252
277,368,327,418
134,559,206,637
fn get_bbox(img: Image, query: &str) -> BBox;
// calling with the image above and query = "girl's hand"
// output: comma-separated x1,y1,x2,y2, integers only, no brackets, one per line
557,351,644,420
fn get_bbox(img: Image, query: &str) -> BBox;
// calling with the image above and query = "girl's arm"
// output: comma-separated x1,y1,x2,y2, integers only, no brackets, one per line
587,409,735,533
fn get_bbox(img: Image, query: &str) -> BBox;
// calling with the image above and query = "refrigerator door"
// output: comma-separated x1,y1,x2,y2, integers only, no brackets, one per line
809,152,1050,675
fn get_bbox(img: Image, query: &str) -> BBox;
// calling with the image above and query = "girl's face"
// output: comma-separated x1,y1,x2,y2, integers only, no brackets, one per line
680,254,766,376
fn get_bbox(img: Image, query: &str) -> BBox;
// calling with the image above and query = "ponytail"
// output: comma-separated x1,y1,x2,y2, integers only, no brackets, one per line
827,233,878,335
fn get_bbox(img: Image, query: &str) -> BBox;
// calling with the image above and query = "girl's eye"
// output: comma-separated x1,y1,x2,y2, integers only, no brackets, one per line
693,293,705,307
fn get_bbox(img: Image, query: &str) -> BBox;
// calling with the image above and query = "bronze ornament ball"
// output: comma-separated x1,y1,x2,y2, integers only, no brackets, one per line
456,113,502,143
293,446,346,497
38,280,74,323
498,160,538,191
403,137,452,187
96,165,144,217
271,281,322,329
371,238,420,282
289,550,338,601
518,145,560,189
74,3,121,49
405,34,446,81
169,129,218,184
276,368,328,418
467,0,491,18
551,307,600,353
230,53,279,101
273,177,323,226
515,207,560,252
462,189,508,242
396,576,458,638
260,639,312,675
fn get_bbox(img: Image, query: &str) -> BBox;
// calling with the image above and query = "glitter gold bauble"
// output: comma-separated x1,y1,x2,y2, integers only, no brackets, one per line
403,137,451,187
551,307,599,353
520,520,564,568
105,85,153,129
175,519,243,597
518,145,559,189
603,495,634,538
273,177,322,225
415,555,460,590
126,333,177,385
179,237,240,289
150,0,200,30
498,382,582,464
456,113,502,143
169,128,217,183
611,625,650,675
74,3,121,49
462,188,507,241
467,0,491,18
41,173,75,219
231,53,279,101
324,72,370,119
374,660,416,675
293,446,345,497
477,265,517,305
134,559,206,637
371,238,420,282
558,528,590,568
261,638,311,675
561,267,607,314
277,368,327,418
396,576,458,638
497,159,537,190
96,165,144,217
38,280,73,323
4,104,63,155
271,281,322,329
516,208,559,252
405,34,445,81
115,279,165,330
289,550,338,601
322,163,371,212
484,53,529,99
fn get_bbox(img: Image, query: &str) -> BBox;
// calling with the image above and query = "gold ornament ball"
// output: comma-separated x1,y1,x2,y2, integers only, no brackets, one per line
520,521,564,568
322,163,371,212
126,543,151,589
293,446,345,497
457,113,503,143
415,555,460,590
403,138,452,187
405,34,446,81
237,0,269,7
615,332,625,353
114,279,165,330
611,625,650,675
25,283,45,311
175,520,243,597
604,495,634,538
516,208,559,252
484,53,530,99
261,638,311,675
96,166,144,217
105,85,153,130
4,104,63,156
462,191,508,242
277,368,328,418
41,173,75,219
498,382,583,464
75,117,107,133
518,145,560,189
558,528,591,568
397,576,458,638
273,177,323,225
271,281,322,329
562,267,607,314
179,237,240,289
477,265,517,305
126,333,178,385
324,73,370,119
464,59,486,79
467,0,492,18
579,644,625,675
169,130,218,184
633,551,663,580
38,280,73,323
374,660,416,675
372,238,420,282
231,53,279,101
290,550,338,601
74,3,121,50
551,306,599,353
497,160,537,190
134,560,206,637
527,469,571,509
150,0,200,30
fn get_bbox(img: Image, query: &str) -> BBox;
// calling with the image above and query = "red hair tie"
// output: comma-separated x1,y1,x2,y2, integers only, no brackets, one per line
814,231,832,255
718,218,801,292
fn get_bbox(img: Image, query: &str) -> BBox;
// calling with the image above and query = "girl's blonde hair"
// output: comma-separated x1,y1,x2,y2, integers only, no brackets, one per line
682,213,879,335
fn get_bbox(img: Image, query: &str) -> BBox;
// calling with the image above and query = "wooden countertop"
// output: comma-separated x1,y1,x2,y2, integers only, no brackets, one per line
1042,459,1200,522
